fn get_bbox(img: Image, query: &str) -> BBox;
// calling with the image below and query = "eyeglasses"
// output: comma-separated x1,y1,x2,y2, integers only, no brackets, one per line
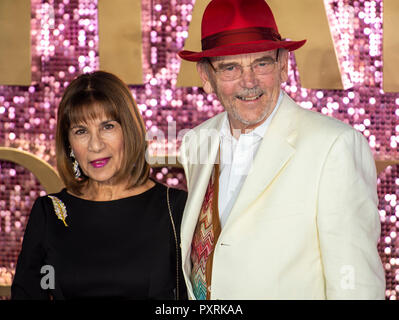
207,49,280,81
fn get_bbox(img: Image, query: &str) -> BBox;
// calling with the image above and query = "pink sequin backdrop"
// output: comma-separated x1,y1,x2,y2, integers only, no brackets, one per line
0,0,398,299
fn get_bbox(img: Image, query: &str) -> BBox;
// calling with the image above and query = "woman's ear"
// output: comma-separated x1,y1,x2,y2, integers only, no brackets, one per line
196,62,214,94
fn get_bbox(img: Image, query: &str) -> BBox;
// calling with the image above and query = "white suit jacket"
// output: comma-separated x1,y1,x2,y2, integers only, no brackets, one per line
179,92,385,300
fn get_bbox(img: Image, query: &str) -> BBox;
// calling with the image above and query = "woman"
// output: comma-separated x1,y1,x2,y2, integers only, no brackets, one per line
11,71,187,300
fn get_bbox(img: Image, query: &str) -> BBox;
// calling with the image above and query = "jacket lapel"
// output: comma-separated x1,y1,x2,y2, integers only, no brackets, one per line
180,113,225,294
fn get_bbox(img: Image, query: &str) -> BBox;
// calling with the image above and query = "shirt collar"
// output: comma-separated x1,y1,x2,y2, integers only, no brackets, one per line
221,90,284,139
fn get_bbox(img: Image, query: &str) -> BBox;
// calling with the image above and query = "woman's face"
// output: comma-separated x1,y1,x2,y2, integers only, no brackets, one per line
68,110,124,186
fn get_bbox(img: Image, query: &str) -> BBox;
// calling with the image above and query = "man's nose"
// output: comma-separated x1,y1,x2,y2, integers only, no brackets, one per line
239,66,258,88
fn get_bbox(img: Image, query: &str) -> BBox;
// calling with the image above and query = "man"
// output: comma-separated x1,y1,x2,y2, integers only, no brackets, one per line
178,0,385,299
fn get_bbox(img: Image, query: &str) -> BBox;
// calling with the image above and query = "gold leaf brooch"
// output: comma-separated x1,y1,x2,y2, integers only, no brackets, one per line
48,195,68,227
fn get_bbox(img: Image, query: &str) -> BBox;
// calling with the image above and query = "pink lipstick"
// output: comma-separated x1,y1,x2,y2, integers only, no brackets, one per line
90,157,110,168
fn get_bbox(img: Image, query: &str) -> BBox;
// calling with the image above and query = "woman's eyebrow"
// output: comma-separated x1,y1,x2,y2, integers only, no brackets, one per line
70,119,116,129
100,119,116,125
70,124,86,129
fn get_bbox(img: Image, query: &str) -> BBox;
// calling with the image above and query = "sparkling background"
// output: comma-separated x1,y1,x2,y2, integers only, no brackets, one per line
0,0,398,299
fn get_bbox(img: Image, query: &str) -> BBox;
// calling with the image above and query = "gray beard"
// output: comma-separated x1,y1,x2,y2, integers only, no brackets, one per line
229,104,270,127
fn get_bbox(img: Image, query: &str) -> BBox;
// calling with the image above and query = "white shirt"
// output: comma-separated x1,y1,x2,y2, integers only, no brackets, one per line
218,91,283,228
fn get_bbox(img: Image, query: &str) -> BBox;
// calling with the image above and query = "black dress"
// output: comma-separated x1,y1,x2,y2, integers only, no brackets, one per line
11,181,187,300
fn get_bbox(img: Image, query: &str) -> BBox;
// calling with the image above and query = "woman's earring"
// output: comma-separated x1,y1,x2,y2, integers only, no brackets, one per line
70,149,81,179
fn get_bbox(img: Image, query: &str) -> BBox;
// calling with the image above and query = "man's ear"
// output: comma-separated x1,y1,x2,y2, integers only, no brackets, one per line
196,62,214,94
279,49,289,83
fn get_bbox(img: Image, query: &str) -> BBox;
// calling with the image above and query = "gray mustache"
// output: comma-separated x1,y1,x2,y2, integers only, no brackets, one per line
236,88,264,97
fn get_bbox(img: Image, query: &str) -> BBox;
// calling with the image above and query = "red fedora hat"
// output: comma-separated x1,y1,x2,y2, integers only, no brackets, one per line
178,0,306,62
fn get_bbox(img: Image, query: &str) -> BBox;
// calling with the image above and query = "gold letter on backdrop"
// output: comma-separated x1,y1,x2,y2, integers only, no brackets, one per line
176,0,211,88
0,147,64,194
98,0,143,85
383,0,399,92
0,0,31,86
177,0,343,89
268,0,342,90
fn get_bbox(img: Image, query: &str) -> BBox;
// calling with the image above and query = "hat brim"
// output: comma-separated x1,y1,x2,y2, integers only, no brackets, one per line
178,39,306,62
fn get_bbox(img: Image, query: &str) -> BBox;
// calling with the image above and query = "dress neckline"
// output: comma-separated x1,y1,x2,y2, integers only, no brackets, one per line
61,180,161,204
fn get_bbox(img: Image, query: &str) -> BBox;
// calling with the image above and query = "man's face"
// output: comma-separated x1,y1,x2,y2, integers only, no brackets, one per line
198,50,288,132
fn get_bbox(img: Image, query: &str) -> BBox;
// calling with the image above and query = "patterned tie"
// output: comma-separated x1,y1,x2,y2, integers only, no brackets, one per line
190,163,221,300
